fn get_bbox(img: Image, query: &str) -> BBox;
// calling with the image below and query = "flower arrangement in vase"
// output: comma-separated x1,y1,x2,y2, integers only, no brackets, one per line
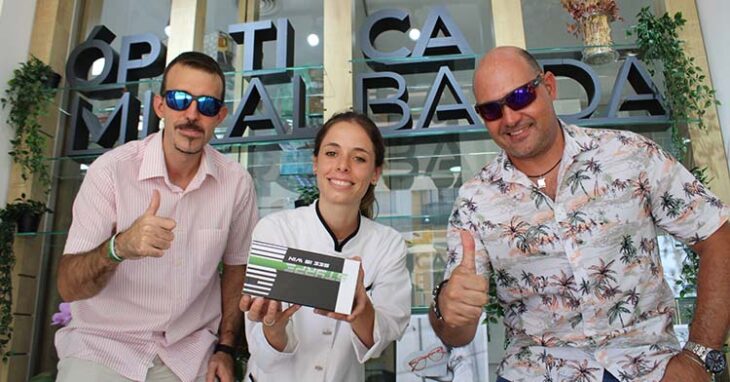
561,0,622,65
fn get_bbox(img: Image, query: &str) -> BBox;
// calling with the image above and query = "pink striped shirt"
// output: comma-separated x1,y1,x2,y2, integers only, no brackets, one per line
55,132,258,382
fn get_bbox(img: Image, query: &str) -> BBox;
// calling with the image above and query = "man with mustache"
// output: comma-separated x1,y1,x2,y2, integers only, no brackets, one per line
55,52,258,382
430,46,729,381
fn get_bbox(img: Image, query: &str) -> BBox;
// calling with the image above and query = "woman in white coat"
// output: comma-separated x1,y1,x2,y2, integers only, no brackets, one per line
239,111,411,382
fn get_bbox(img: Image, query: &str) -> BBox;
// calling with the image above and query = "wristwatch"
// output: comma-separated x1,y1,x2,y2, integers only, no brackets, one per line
684,341,727,374
431,280,449,321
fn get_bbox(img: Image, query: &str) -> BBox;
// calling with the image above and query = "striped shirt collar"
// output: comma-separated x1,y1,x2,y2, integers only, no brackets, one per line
138,130,219,184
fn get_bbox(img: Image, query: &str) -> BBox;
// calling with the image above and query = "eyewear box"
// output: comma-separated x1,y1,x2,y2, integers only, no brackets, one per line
242,240,359,315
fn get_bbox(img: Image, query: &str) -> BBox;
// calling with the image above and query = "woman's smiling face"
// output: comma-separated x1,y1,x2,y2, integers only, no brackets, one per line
313,120,382,209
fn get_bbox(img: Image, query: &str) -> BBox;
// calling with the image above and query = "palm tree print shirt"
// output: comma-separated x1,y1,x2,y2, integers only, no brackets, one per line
445,123,728,381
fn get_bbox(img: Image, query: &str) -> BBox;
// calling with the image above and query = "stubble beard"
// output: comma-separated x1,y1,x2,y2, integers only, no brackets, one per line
507,121,562,162
174,140,203,155
174,121,206,155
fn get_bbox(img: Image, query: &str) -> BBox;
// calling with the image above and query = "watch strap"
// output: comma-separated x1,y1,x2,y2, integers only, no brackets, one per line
683,341,727,374
684,341,711,362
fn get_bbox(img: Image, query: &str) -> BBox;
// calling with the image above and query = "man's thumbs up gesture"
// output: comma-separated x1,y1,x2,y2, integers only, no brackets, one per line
438,230,488,327
114,190,177,260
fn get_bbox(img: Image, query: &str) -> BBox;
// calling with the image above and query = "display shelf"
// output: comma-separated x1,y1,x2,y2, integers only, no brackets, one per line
350,44,640,65
15,230,69,237
45,116,697,164
15,216,454,239
57,64,325,93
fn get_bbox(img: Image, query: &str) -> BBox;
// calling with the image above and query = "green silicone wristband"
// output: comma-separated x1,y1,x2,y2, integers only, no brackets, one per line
107,232,124,263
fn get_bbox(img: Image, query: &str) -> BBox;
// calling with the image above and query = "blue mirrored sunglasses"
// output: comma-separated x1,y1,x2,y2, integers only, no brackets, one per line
474,74,543,122
164,90,223,117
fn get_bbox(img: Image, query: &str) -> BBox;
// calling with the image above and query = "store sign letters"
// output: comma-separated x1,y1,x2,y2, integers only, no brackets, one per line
64,7,668,155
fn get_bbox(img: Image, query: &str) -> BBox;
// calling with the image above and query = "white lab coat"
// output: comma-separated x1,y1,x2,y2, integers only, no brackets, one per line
244,201,411,382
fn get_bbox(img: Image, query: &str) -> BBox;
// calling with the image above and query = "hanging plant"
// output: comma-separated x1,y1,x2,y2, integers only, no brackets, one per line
629,10,719,325
628,7,719,162
630,9,719,325
0,56,58,362
483,268,505,345
0,56,59,194
675,167,709,300
0,207,17,361
672,167,713,325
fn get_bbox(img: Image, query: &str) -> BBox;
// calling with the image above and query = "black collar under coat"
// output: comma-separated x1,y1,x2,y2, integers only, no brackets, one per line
314,200,361,252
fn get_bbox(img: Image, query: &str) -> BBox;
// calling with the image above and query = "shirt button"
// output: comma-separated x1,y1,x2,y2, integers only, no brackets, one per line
315,365,323,371
322,329,332,335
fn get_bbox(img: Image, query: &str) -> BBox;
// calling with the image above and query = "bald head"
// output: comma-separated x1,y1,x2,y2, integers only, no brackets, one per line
473,46,543,103
470,46,562,163
476,46,542,76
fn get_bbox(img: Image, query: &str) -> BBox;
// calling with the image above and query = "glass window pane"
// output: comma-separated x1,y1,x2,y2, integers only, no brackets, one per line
209,0,325,138
353,1,494,128
522,0,654,49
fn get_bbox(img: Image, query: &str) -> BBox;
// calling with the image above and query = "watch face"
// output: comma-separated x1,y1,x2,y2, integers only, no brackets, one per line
706,350,727,374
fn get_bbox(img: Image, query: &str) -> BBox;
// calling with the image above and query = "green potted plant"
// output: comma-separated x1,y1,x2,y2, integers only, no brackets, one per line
4,193,52,233
1,56,60,194
628,7,719,162
294,184,319,208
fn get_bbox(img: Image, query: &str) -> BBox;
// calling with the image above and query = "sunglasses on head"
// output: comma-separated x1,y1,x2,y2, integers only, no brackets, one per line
164,90,224,117
474,74,544,122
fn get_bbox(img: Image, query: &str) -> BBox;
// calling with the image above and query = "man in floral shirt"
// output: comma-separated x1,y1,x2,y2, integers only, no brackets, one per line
430,46,730,381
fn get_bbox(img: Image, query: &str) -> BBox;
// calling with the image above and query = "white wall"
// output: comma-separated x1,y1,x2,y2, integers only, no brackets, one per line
0,0,38,207
697,0,730,176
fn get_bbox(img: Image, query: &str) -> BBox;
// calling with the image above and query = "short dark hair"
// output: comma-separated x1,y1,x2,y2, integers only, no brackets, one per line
159,51,225,100
313,111,385,219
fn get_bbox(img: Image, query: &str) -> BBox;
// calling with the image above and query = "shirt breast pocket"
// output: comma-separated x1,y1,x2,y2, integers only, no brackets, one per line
192,228,229,279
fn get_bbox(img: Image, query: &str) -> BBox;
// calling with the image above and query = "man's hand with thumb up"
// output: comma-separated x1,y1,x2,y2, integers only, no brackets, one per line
438,230,488,328
114,190,177,260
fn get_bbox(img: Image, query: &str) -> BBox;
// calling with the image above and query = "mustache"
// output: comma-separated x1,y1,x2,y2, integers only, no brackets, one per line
175,121,204,134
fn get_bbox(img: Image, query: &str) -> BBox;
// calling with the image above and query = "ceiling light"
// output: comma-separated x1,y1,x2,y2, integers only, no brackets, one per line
307,33,320,47
260,0,279,16
408,28,420,41
91,58,105,76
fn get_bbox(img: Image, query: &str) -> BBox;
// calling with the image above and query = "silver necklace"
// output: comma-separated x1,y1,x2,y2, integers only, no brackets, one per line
525,158,562,189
